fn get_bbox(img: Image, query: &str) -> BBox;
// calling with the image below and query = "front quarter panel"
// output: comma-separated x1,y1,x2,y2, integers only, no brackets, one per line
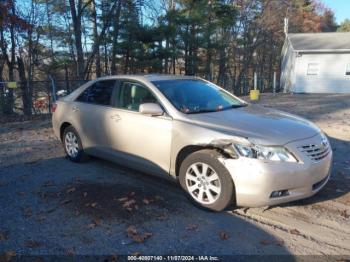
170,120,248,177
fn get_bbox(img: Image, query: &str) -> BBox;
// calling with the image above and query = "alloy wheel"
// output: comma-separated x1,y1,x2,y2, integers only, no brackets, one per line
185,162,221,205
65,131,79,158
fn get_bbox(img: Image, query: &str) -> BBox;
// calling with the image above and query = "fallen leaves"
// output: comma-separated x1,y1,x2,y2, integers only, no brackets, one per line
142,199,151,205
260,239,272,245
66,187,76,194
24,240,42,248
260,239,284,246
85,202,98,208
126,226,152,243
116,193,161,212
118,197,138,212
290,229,301,236
340,209,349,219
186,224,198,231
126,225,138,236
117,197,128,202
219,230,229,240
0,250,16,262
88,218,102,229
142,197,155,205
122,200,137,212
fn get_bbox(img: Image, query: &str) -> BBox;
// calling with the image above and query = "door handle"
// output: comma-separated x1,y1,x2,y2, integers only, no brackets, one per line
72,106,79,112
110,114,121,121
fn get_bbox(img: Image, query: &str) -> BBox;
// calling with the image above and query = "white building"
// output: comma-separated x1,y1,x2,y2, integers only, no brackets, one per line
280,32,350,93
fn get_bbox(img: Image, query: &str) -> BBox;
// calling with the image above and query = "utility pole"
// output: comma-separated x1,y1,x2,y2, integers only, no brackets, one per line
284,17,289,35
273,72,277,95
254,72,258,91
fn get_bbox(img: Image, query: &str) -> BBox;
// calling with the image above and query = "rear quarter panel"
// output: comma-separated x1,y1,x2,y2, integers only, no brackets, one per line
52,81,93,142
52,100,82,142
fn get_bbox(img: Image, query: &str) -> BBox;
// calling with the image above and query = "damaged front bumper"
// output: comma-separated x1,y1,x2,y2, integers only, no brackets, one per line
219,149,332,208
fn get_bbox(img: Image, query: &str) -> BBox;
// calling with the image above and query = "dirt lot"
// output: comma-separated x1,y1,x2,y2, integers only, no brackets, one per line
0,93,349,259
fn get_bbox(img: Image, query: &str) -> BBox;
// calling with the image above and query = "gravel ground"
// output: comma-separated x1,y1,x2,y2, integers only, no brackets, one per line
0,93,349,260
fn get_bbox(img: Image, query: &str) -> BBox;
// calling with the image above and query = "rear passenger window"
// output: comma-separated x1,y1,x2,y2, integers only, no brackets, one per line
76,80,115,105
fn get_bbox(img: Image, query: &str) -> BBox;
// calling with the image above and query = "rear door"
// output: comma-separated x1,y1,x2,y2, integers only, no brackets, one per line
72,80,116,151
106,80,173,175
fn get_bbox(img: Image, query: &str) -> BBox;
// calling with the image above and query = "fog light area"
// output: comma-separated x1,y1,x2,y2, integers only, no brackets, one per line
270,190,290,198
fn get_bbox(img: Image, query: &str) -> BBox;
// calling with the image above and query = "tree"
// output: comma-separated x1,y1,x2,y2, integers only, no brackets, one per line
0,0,343,117
0,0,30,114
68,0,86,79
320,9,337,32
337,19,350,32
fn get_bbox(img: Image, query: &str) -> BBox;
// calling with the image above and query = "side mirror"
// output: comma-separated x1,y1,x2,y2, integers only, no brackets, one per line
139,103,164,116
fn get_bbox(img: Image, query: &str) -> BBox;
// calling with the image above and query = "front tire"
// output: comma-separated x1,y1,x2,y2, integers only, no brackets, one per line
62,126,89,162
179,149,235,211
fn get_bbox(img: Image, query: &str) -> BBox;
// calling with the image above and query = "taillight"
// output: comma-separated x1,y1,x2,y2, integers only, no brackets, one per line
51,103,57,113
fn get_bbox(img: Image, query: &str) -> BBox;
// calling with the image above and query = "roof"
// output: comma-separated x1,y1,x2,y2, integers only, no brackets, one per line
287,32,350,52
97,74,198,82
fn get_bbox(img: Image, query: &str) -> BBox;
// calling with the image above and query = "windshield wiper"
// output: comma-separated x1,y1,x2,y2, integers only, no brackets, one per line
221,104,247,111
186,104,247,114
186,109,218,114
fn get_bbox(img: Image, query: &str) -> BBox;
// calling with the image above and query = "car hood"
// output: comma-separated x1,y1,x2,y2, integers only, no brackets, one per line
184,104,320,145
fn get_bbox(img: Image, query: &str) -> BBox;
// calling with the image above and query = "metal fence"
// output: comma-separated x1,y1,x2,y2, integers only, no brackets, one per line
209,74,280,96
0,80,87,118
0,74,280,119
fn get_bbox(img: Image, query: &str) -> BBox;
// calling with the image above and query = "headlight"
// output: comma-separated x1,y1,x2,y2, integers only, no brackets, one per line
234,144,297,162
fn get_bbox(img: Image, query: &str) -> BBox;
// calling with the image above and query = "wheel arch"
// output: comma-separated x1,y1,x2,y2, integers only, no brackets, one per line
177,146,237,210
175,144,238,178
60,122,72,141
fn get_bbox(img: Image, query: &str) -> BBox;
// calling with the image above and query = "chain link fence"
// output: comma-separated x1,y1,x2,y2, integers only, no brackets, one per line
0,75,280,122
0,80,87,122
208,74,280,96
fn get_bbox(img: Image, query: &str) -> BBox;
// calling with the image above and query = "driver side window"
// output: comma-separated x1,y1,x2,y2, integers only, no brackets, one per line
116,81,158,111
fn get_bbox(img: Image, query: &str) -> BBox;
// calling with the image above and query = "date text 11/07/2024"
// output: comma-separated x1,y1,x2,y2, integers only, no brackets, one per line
127,255,220,261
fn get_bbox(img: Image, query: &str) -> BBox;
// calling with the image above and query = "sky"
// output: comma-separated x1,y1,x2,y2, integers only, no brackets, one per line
322,0,350,23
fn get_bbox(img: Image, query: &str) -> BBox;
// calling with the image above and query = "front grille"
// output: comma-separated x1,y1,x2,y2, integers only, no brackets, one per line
298,138,330,162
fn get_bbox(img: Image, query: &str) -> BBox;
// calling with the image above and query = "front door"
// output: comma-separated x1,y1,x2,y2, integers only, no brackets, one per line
107,80,172,175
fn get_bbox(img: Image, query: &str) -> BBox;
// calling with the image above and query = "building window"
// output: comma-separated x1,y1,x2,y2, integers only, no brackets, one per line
307,63,319,75
346,64,350,76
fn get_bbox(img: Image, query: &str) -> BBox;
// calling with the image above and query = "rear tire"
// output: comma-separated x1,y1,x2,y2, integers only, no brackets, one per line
179,149,235,211
62,126,89,162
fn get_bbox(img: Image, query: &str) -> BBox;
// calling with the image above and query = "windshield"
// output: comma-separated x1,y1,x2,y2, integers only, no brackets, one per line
152,79,246,114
